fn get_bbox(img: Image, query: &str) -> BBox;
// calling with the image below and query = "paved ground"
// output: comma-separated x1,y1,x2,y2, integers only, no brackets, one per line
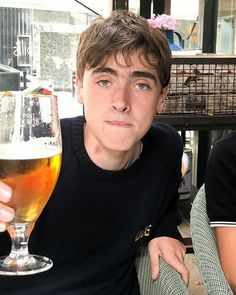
178,189,206,295
185,253,205,295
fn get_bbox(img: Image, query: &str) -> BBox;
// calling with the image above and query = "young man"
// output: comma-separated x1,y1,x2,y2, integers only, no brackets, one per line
205,130,236,293
0,10,188,294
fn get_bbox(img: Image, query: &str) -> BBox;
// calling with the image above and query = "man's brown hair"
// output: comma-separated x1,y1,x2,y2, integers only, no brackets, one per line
76,10,171,88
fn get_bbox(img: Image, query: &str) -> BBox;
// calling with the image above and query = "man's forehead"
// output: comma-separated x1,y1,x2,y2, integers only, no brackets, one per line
84,51,160,84
103,51,155,69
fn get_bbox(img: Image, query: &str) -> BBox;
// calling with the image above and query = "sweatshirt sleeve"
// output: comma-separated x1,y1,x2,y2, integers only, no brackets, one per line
150,191,182,241
148,126,183,242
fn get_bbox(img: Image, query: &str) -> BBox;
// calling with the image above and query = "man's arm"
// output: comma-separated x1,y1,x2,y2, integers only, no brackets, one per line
216,227,236,294
205,132,236,294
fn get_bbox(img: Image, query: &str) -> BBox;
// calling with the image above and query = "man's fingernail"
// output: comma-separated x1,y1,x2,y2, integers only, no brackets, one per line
0,208,15,222
151,274,157,281
0,183,13,202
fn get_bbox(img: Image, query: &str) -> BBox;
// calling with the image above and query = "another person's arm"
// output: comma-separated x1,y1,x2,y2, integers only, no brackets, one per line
206,131,236,294
215,227,236,294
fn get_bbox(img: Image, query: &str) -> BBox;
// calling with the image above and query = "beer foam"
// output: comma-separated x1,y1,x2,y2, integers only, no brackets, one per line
0,140,62,160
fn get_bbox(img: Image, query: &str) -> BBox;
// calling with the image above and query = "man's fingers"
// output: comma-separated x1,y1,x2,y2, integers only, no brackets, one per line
0,182,13,202
0,203,15,222
0,182,14,232
148,237,189,285
182,268,190,286
0,202,15,232
171,259,189,286
149,251,160,280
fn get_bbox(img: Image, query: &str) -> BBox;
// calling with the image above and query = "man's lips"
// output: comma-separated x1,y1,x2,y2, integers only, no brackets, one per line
105,120,133,127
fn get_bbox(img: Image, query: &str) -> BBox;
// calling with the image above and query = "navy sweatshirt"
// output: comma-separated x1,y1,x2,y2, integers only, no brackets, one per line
0,116,183,294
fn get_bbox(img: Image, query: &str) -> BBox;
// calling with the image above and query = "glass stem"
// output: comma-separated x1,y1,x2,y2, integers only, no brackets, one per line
6,222,35,267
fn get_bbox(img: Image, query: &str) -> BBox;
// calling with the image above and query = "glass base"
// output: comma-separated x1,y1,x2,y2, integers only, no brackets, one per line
0,255,53,276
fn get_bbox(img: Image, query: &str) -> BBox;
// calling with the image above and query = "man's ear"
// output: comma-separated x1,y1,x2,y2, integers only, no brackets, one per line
156,85,169,113
76,76,84,104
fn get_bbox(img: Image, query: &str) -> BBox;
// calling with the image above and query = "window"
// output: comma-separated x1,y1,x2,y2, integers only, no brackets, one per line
217,0,236,54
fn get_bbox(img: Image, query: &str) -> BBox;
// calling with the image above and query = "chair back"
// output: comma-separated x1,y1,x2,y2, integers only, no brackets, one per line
190,184,233,295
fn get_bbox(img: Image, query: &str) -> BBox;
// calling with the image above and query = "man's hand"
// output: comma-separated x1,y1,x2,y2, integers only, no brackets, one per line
0,182,14,232
148,236,189,286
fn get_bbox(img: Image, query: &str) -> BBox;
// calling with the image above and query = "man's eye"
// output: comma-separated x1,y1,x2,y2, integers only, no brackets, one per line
97,80,110,87
137,83,150,90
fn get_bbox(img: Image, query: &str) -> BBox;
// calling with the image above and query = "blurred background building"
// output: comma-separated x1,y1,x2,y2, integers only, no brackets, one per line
0,0,235,93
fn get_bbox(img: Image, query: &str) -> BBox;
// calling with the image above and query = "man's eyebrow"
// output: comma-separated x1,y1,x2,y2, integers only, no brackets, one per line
132,71,157,82
91,67,157,82
91,67,118,76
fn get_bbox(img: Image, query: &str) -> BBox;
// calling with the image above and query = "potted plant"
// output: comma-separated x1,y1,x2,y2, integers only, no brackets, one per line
148,14,183,51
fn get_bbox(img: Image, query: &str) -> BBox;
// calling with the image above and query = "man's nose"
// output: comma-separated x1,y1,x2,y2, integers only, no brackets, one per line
111,89,131,112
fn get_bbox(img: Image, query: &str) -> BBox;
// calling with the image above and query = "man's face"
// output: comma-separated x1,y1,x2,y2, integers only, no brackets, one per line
77,51,167,152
